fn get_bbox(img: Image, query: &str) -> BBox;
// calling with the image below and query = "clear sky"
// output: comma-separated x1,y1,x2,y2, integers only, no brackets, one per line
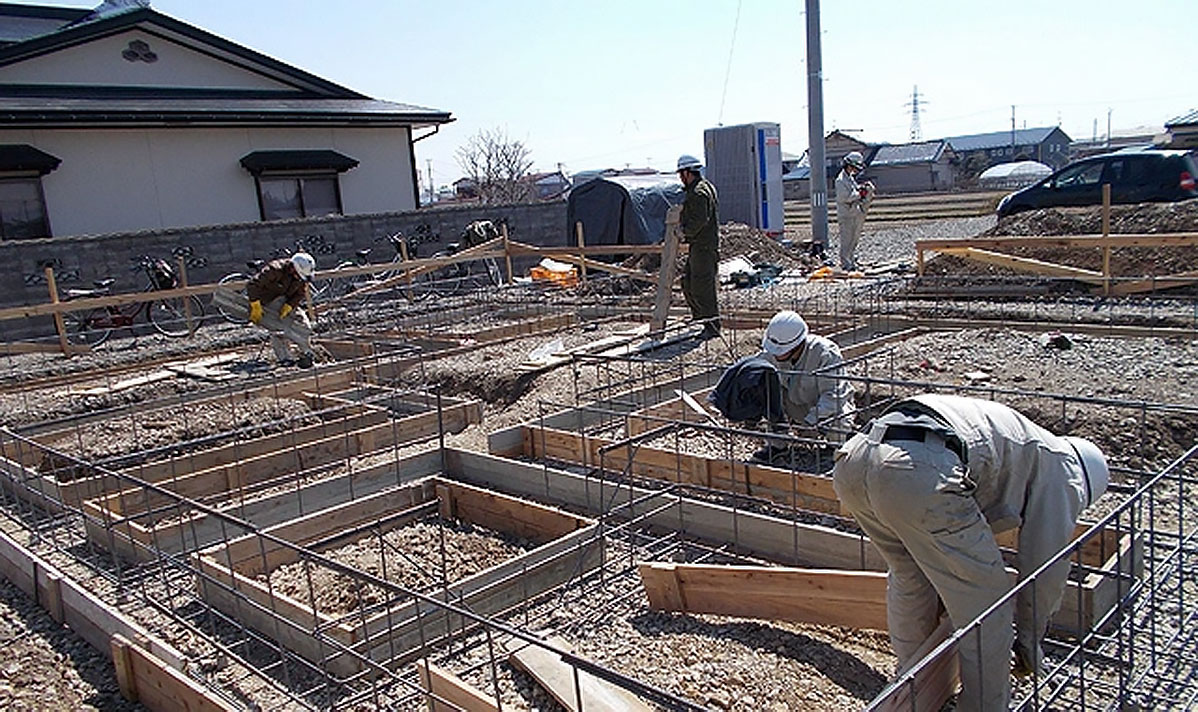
17,0,1197,192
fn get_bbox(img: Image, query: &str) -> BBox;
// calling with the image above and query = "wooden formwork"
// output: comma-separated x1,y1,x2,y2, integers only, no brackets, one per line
77,394,482,559
193,475,600,677
445,449,1142,638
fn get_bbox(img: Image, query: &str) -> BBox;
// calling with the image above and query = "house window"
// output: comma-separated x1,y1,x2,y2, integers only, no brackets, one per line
239,149,359,222
258,175,342,220
0,177,51,239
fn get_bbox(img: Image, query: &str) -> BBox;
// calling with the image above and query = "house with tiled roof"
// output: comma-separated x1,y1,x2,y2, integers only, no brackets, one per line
0,1,452,238
1164,109,1198,150
867,140,957,193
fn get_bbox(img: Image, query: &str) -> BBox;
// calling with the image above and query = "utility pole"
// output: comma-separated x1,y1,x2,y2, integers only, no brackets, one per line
1106,108,1112,148
1011,105,1016,155
426,159,434,205
805,0,828,256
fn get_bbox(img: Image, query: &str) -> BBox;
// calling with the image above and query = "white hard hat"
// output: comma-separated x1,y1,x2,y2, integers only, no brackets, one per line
843,151,865,169
290,251,315,280
761,310,809,357
677,155,703,172
1063,436,1109,507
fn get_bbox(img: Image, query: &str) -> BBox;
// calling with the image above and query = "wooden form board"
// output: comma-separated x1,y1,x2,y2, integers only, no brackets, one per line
194,474,601,676
640,563,890,630
111,634,237,712
416,661,500,712
521,424,845,515
508,636,654,712
83,451,443,562
397,311,576,343
869,617,958,712
444,449,1140,636
83,396,482,532
0,530,233,711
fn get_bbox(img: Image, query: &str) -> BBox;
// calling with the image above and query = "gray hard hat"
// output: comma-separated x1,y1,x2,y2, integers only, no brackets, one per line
677,155,703,172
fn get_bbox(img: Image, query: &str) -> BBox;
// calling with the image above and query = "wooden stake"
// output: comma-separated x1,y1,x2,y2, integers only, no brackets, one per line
501,223,514,285
111,635,139,702
176,256,194,334
574,221,587,284
45,266,70,355
1102,183,1112,296
650,206,681,334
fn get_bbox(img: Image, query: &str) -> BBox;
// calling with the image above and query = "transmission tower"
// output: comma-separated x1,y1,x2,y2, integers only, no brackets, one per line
905,85,926,141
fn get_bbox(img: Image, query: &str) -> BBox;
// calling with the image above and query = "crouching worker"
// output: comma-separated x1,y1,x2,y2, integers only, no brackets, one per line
246,252,318,369
832,394,1110,711
754,310,854,463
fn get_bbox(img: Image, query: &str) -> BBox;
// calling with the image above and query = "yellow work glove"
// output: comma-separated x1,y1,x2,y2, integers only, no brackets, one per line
279,303,293,320
248,300,263,324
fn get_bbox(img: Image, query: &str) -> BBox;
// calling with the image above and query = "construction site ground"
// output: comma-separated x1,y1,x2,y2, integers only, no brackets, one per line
0,198,1195,711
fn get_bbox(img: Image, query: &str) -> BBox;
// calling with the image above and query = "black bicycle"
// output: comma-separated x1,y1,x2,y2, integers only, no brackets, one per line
62,255,206,346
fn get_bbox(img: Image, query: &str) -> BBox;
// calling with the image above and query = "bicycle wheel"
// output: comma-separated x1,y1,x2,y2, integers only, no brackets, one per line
214,272,249,323
149,295,204,337
63,307,113,347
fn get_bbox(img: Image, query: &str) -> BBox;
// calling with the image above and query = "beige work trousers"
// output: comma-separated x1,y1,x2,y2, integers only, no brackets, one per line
833,428,1013,712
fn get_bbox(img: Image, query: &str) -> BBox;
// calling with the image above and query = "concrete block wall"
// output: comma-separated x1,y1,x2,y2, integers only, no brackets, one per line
0,200,567,341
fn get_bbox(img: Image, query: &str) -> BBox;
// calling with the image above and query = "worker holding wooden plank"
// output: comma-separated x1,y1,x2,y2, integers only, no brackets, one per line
831,394,1110,711
676,154,721,340
218,253,317,369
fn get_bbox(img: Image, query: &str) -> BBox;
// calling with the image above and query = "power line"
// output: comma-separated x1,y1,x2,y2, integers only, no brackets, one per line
716,0,742,126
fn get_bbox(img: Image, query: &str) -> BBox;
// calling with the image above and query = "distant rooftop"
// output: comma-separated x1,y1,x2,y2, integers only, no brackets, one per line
945,127,1066,152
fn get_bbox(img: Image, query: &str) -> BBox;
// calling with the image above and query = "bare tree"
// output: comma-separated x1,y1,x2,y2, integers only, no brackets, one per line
455,127,535,204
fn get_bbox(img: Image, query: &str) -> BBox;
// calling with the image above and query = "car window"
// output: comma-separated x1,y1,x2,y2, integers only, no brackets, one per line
1108,158,1155,185
1054,161,1105,187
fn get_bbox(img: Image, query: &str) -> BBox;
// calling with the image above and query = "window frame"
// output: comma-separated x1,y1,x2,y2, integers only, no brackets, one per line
0,173,52,240
253,170,345,222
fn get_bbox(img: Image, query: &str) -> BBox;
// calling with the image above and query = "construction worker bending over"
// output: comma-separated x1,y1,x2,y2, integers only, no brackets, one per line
754,310,855,463
676,154,721,340
246,252,318,369
832,394,1110,711
835,150,874,272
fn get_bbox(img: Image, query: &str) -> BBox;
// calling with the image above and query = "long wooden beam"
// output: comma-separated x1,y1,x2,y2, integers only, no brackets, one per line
918,232,1198,250
936,247,1106,283
639,562,889,630
417,661,500,712
507,636,653,712
1106,269,1198,296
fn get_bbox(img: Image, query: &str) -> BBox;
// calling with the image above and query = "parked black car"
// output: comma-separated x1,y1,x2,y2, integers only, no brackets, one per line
996,148,1198,217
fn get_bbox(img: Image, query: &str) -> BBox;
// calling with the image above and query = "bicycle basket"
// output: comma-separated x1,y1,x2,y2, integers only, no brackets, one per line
151,259,178,289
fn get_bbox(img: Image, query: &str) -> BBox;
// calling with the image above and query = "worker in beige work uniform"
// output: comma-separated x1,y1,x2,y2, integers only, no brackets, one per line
834,150,874,272
676,154,720,340
753,310,855,463
831,394,1110,711
246,252,317,369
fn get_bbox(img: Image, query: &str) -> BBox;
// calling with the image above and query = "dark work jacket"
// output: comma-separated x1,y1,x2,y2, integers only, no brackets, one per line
707,355,784,424
247,258,306,307
681,177,719,251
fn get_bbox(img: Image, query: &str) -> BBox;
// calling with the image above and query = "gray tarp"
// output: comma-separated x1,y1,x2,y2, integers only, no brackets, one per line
566,174,684,246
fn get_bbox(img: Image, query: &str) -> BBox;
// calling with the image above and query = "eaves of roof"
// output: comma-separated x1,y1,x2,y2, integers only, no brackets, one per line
1166,109,1198,128
0,6,363,98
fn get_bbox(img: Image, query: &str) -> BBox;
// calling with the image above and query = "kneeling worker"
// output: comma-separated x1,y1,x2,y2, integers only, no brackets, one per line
832,394,1110,711
247,252,318,369
755,310,855,462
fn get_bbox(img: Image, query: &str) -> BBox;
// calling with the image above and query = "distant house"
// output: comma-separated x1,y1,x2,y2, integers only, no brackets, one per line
945,127,1072,173
1163,109,1198,150
0,2,452,238
783,131,879,200
522,170,570,201
866,140,957,193
453,177,479,200
1070,126,1165,159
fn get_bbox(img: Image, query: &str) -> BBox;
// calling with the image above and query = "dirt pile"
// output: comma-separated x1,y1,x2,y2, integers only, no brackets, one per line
624,223,818,274
924,198,1198,280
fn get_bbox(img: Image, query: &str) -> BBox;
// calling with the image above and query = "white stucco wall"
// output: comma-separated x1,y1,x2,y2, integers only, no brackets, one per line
0,29,293,90
0,126,417,236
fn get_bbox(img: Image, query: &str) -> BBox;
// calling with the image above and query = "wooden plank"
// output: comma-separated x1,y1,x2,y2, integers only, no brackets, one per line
417,660,500,712
650,206,681,333
112,635,138,702
938,247,1106,283
869,617,957,712
916,232,1198,251
123,634,238,711
438,479,591,544
639,563,889,630
1106,269,1198,296
508,636,654,712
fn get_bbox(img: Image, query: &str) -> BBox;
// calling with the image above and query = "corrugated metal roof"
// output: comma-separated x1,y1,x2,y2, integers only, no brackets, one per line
870,141,946,166
945,127,1063,152
1166,109,1198,127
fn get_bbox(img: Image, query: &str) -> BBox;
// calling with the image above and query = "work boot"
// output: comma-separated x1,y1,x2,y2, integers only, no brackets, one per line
296,352,314,369
698,324,721,341
750,444,789,465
